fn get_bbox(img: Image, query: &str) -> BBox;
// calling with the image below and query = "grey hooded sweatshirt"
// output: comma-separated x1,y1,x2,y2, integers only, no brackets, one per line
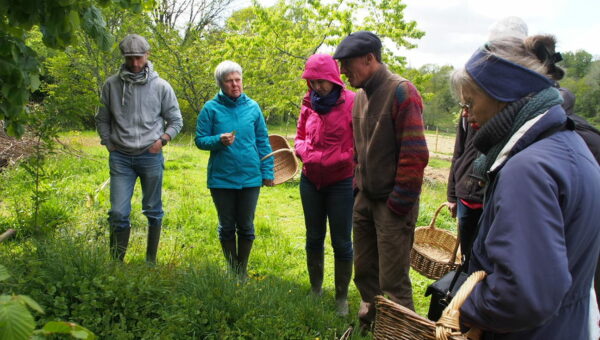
95,61,183,155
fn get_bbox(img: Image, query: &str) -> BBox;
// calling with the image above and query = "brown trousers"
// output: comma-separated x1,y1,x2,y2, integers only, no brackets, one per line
353,191,418,313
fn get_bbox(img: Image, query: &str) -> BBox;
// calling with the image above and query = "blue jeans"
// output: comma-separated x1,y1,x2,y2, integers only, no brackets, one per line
108,150,164,231
210,187,261,241
300,174,354,261
457,200,483,268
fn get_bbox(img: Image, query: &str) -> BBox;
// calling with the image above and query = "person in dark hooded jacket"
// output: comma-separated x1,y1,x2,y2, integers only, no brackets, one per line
451,36,600,339
295,53,355,315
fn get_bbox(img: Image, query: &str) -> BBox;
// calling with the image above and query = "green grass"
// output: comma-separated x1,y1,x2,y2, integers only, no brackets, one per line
428,158,452,169
0,131,456,339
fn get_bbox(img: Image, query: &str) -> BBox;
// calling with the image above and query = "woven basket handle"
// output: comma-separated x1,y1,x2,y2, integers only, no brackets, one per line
428,202,451,229
260,148,293,161
428,202,461,265
435,270,486,340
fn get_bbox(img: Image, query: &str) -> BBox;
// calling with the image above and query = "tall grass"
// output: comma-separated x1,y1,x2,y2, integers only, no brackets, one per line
0,131,456,339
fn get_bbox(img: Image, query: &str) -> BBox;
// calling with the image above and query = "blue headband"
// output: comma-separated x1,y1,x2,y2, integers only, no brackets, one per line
465,48,554,102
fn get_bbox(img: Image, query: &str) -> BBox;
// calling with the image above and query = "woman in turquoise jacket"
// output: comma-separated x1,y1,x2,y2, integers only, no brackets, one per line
195,60,274,279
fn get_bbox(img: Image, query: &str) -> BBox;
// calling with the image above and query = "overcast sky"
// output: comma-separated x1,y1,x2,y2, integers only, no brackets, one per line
233,0,600,68
399,0,600,68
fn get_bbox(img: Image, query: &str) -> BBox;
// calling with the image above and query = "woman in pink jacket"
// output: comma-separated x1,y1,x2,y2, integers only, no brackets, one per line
295,53,355,316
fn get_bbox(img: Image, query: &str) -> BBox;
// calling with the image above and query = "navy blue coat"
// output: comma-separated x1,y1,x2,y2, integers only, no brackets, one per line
460,106,600,339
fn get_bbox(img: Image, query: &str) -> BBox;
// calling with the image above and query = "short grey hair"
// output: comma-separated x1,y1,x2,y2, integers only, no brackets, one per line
450,36,561,101
214,60,242,88
450,67,480,101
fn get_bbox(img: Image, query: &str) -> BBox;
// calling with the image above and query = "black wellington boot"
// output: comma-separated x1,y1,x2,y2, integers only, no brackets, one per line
306,250,324,296
220,238,238,272
110,227,130,262
334,260,353,316
146,224,161,264
237,238,254,280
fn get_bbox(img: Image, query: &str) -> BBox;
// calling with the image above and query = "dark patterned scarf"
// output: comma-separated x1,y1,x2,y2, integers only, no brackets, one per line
473,87,563,178
310,87,341,114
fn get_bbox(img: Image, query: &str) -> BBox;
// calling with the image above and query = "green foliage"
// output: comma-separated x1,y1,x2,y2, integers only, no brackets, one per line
37,0,425,132
0,265,95,340
560,59,600,124
0,132,456,338
217,0,424,126
0,0,152,136
561,50,593,79
0,34,39,136
413,64,457,130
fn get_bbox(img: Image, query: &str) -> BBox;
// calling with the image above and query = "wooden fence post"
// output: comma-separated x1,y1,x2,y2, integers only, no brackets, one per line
435,127,439,153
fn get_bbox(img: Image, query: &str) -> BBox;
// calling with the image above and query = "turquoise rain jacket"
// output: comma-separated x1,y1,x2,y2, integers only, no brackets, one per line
195,91,274,189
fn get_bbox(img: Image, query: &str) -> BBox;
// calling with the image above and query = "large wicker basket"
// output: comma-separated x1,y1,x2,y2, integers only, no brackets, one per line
374,271,486,340
260,134,299,185
410,202,461,280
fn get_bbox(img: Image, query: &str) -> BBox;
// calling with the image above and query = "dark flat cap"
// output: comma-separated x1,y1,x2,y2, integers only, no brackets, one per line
333,31,382,59
119,34,150,56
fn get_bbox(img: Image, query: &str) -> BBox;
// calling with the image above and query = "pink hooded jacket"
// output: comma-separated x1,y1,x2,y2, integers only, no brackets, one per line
295,54,355,189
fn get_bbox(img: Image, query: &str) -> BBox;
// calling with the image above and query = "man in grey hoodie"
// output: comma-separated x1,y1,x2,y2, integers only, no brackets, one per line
95,34,183,264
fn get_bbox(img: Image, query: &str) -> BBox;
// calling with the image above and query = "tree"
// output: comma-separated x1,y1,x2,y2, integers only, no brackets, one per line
0,0,151,136
219,0,424,125
415,64,456,130
149,0,236,128
561,50,593,79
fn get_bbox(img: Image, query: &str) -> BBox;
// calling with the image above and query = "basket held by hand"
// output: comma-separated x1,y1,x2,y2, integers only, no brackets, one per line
260,134,299,185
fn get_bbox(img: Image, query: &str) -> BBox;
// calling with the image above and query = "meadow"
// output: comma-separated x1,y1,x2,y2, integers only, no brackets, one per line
0,129,457,339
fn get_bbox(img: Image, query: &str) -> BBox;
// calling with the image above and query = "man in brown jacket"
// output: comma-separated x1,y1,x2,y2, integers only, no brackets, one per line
333,31,428,331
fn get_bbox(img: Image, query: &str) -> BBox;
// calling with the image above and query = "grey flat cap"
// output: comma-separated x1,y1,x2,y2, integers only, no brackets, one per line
119,34,150,56
333,31,382,59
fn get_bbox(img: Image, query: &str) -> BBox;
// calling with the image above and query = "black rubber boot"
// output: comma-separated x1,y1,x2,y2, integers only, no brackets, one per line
110,227,130,262
146,224,161,264
237,238,253,280
220,239,238,272
306,250,324,296
334,260,353,316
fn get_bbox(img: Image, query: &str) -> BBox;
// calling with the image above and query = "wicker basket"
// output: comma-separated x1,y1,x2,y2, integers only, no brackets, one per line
268,134,292,151
373,271,486,340
260,134,299,185
410,202,461,280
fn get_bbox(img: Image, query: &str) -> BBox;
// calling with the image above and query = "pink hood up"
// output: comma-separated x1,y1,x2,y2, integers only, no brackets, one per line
295,54,355,189
301,53,346,88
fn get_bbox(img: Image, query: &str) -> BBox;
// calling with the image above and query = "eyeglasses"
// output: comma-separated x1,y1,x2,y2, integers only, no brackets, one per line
459,102,471,112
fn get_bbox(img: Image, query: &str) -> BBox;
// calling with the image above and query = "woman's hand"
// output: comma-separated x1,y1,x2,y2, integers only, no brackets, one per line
220,132,236,146
446,201,458,218
262,179,274,187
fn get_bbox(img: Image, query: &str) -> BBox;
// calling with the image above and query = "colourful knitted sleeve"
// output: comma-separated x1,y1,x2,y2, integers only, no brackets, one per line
387,81,429,216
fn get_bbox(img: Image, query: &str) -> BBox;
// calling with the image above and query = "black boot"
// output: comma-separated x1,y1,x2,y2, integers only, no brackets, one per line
334,260,353,316
237,238,253,280
146,224,161,264
306,250,324,296
220,239,237,272
109,227,130,262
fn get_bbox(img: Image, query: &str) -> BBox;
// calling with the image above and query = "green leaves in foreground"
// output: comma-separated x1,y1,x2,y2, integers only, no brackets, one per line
0,0,153,136
34,321,96,340
0,265,96,340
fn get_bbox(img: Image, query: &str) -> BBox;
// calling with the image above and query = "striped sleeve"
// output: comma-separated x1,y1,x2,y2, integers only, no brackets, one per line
387,81,429,216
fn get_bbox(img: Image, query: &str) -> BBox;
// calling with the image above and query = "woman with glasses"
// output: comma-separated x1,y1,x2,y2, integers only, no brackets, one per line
446,16,529,271
451,36,600,339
